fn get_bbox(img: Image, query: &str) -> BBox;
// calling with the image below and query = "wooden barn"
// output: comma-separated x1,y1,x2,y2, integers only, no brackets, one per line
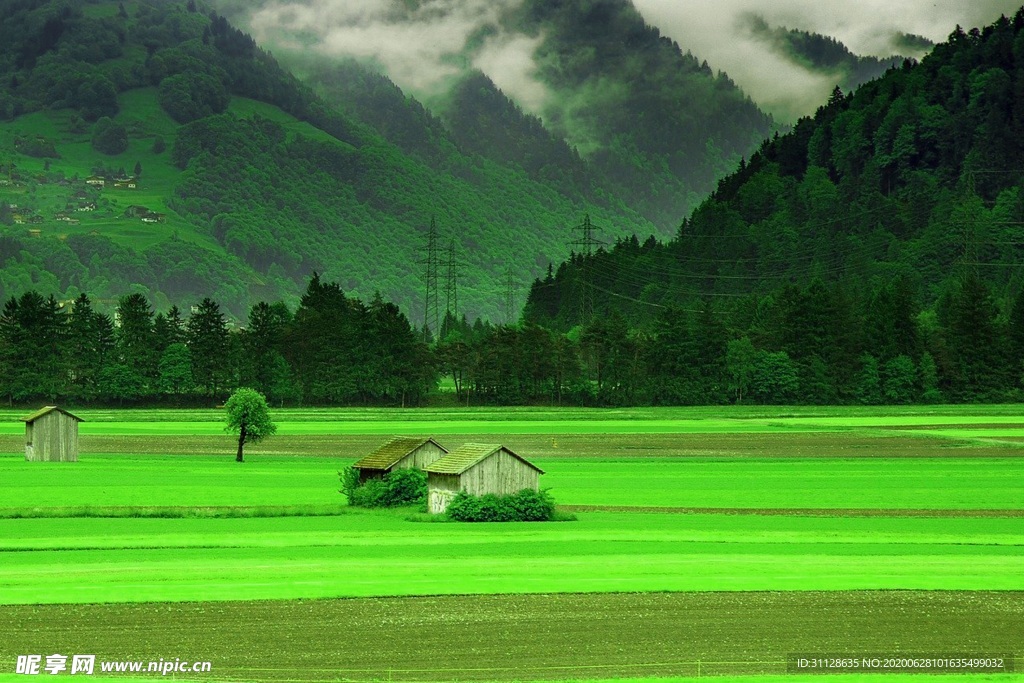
352,437,448,483
425,443,544,514
21,406,84,462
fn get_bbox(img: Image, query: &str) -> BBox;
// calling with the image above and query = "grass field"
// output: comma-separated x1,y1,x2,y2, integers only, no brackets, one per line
1,406,1022,681
2,454,1023,510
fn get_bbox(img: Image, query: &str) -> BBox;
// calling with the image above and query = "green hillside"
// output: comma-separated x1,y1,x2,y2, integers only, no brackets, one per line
523,10,1024,405
0,0,657,321
214,0,777,232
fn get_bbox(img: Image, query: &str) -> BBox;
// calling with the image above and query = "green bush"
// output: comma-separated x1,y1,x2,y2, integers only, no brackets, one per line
158,72,230,124
91,117,128,155
446,489,555,522
342,467,427,508
339,467,360,502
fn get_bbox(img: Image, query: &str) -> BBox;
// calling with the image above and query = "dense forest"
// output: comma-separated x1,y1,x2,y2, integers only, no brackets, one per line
0,276,434,407
524,10,1024,405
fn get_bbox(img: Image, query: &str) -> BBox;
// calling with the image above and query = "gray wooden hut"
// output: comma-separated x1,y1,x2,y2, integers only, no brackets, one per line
352,437,448,483
425,443,544,514
21,406,84,462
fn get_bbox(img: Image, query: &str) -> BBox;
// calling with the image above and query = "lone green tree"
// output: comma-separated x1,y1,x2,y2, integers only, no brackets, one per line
225,387,276,462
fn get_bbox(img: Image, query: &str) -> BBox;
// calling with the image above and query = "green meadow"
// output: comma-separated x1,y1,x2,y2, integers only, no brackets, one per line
2,454,1023,510
1,512,1022,604
0,406,1022,681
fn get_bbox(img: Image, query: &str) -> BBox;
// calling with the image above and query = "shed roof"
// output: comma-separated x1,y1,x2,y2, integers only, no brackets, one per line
425,443,544,475
20,406,85,423
353,436,447,470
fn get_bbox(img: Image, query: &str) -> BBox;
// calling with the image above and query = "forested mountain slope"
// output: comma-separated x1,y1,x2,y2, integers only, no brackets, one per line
215,0,777,232
745,16,924,93
524,10,1024,404
0,0,655,322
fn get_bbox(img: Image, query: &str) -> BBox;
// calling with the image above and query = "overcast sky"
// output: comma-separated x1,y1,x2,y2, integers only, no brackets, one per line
236,0,1024,124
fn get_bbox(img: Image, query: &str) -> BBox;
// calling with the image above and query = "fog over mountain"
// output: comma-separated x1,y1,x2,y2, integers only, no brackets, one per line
633,0,1024,121
215,0,1024,124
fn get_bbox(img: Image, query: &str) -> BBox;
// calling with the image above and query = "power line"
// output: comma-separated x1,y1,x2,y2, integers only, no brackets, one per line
568,214,605,323
503,266,519,325
443,236,460,326
420,217,440,342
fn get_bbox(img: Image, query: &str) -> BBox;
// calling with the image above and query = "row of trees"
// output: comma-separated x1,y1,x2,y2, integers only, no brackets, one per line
523,267,1024,405
0,275,433,406
2,266,1019,407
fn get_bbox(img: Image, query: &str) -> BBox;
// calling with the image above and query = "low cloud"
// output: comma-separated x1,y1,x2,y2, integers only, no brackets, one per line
472,33,548,115
221,0,1023,125
235,0,543,106
632,0,1022,122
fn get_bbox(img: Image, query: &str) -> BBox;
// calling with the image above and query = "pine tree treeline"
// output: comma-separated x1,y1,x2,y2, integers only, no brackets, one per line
0,275,433,406
3,269,1020,406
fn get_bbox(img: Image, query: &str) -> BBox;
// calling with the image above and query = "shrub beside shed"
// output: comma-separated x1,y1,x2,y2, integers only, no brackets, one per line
352,437,448,484
21,406,84,462
425,443,544,514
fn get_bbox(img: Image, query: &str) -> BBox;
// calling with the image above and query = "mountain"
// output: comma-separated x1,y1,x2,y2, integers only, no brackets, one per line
524,10,1024,403
213,0,777,232
301,61,616,219
745,15,917,93
0,0,657,323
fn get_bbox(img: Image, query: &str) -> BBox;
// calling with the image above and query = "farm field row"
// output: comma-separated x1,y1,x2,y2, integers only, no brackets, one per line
1,512,1022,604
5,429,1019,461
1,592,1020,680
3,403,1024,421
2,679,1022,683
2,418,1024,437
2,404,1024,431
2,454,1022,511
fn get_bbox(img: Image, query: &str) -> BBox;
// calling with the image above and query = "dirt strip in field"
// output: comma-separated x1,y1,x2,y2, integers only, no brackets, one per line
0,431,1018,459
561,505,1024,517
1,592,1020,681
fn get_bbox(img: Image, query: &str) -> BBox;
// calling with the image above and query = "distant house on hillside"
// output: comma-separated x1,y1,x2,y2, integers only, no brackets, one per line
141,212,165,223
124,205,149,218
21,406,84,462
352,437,448,483
425,444,544,514
85,175,105,187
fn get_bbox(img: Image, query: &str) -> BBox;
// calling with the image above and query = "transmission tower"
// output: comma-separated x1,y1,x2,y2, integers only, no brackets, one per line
420,217,441,342
569,213,604,323
503,266,519,325
961,171,981,279
443,236,461,336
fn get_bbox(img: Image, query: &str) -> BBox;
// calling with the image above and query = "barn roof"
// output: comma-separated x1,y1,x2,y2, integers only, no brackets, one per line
20,406,84,423
425,443,545,475
353,436,447,470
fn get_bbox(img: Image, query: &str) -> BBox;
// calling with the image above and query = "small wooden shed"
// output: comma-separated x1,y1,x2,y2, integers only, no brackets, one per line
352,437,448,483
21,406,84,462
425,443,545,514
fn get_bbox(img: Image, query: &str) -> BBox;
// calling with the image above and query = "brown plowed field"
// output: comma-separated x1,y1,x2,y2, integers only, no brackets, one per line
0,432,1014,459
2,592,1021,681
